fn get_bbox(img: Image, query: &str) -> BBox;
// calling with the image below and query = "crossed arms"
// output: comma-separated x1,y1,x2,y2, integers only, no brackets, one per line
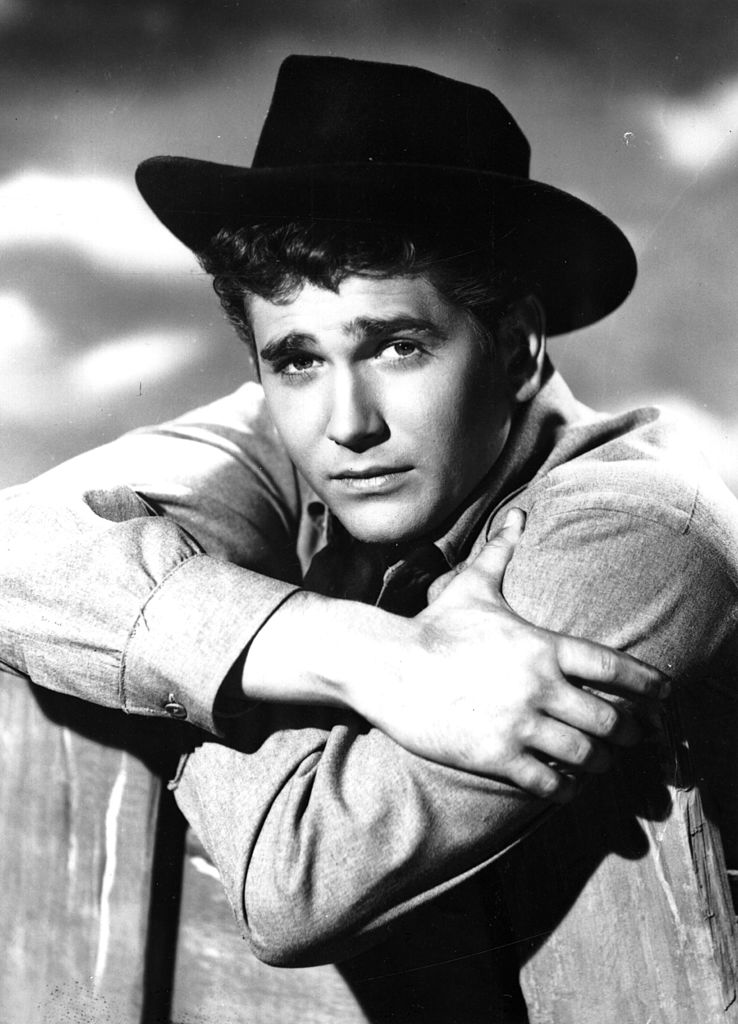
175,475,729,966
2,381,731,965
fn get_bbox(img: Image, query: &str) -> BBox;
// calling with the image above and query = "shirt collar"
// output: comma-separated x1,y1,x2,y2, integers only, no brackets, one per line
434,366,593,567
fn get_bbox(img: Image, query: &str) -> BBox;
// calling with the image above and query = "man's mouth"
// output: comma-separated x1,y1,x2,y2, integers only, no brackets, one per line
331,467,412,491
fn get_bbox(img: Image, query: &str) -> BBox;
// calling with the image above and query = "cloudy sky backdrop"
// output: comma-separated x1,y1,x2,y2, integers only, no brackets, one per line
2,1,737,489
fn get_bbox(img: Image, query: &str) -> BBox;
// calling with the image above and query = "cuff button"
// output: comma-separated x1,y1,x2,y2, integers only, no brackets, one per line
164,695,188,720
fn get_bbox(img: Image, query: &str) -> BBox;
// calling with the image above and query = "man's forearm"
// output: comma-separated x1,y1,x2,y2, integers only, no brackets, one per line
244,588,414,707
176,495,719,970
244,519,666,797
0,461,663,793
173,705,549,968
0,478,300,732
0,382,309,727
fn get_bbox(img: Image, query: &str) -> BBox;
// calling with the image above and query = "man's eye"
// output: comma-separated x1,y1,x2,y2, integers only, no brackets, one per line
280,355,318,375
380,340,421,361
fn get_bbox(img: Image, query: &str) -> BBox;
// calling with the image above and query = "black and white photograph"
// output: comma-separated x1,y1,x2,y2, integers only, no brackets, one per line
1,3,737,1022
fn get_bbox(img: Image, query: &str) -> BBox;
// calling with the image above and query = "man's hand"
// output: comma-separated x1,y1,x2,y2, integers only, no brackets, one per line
352,508,668,802
246,508,668,803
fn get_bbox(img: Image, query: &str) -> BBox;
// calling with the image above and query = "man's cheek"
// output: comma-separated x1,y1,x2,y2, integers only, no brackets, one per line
272,414,315,466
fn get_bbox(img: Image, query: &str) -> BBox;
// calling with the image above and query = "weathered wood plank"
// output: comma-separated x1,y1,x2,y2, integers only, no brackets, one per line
5,662,734,1023
499,701,738,1024
171,828,372,1024
171,828,524,1024
0,671,182,1024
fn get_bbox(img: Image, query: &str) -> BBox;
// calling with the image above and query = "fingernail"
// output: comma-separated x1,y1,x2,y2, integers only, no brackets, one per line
504,507,524,528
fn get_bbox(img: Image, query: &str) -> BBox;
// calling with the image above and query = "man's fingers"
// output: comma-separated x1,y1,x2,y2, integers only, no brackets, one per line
556,636,669,700
545,678,642,747
525,716,612,773
510,755,580,804
428,507,526,604
468,507,526,586
427,563,465,602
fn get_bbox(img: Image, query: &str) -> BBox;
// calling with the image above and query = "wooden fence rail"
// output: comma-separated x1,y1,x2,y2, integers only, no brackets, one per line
0,670,736,1023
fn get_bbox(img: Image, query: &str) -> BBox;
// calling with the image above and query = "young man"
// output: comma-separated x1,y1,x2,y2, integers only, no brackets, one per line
1,55,736,1019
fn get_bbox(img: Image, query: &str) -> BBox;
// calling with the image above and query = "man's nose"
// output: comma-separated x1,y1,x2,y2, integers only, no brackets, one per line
326,373,388,451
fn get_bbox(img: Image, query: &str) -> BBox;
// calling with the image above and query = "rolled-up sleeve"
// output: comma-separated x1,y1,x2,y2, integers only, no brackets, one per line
0,382,303,733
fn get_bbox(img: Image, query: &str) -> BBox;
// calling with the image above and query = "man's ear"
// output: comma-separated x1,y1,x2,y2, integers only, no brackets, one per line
499,294,547,404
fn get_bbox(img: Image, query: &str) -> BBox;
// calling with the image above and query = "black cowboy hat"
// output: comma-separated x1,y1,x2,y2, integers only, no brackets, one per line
136,55,636,335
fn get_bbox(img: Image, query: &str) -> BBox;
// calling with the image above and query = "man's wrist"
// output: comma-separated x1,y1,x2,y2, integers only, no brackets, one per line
242,588,419,718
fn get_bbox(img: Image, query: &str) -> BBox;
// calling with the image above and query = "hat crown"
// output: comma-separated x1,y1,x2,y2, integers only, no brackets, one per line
135,54,636,335
253,55,530,176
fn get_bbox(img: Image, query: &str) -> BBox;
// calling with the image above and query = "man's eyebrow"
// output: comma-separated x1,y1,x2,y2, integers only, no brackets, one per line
259,333,317,364
258,316,446,363
347,315,447,340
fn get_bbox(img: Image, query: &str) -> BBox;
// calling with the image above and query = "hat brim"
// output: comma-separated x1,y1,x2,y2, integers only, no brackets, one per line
136,156,636,336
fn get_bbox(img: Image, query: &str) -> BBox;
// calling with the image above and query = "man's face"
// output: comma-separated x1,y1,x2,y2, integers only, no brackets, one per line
252,275,516,545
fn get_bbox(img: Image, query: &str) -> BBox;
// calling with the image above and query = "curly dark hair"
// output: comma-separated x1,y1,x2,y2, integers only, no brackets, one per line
197,221,525,361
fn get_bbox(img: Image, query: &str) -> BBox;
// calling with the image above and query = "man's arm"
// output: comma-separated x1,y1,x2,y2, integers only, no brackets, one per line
0,383,305,731
0,384,661,770
245,510,662,798
172,477,735,967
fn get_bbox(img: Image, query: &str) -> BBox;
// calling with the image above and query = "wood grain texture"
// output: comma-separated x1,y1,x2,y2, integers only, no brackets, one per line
2,666,735,1023
171,828,526,1024
171,827,371,1024
499,701,738,1024
0,671,182,1024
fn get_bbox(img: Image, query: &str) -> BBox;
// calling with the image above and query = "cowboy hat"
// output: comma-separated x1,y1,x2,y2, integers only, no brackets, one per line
135,54,636,335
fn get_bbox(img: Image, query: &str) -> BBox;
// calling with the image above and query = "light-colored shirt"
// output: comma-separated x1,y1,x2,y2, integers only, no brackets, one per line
1,369,737,970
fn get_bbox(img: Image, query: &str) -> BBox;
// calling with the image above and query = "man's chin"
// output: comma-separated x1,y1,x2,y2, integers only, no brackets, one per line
335,507,438,547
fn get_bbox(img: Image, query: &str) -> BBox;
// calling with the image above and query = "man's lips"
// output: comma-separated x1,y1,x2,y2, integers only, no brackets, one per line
329,466,413,492
331,465,412,480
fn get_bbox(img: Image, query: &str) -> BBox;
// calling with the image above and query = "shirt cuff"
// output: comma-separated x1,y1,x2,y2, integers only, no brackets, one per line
121,553,300,734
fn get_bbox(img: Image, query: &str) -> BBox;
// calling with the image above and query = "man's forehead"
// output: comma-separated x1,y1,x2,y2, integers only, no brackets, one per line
250,274,458,343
